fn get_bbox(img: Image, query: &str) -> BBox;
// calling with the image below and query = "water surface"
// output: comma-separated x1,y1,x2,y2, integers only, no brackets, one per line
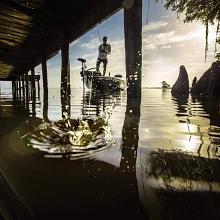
1,88,220,219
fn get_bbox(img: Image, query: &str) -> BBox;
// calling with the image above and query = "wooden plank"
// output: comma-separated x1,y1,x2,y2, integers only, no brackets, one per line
0,4,32,21
3,0,58,18
0,12,38,27
0,2,58,28
0,30,40,41
0,23,46,38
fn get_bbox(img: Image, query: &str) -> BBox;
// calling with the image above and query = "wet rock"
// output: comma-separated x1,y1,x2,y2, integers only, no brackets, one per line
171,65,189,94
190,61,220,97
191,76,197,88
204,61,220,97
190,68,211,95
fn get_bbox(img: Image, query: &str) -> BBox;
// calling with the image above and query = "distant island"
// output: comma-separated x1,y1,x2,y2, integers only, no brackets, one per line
142,87,164,89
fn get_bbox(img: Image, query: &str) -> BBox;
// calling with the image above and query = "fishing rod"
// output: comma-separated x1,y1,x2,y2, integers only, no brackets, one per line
96,25,102,44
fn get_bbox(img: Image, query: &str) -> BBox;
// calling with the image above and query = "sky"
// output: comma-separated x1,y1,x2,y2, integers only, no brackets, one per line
1,0,219,89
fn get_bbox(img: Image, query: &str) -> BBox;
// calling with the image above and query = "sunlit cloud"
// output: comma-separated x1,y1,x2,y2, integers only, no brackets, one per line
161,45,171,49
143,21,169,32
80,38,100,49
176,43,185,47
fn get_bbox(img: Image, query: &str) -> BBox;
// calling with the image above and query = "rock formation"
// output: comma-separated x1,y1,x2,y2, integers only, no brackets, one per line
191,76,197,88
171,65,189,94
190,68,211,95
190,61,220,97
204,61,220,97
161,81,170,89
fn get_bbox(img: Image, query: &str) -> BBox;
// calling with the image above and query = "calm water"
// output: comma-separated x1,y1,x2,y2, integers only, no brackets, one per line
1,88,220,219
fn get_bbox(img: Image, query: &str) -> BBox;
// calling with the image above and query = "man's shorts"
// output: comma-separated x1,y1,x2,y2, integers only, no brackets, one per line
96,59,108,68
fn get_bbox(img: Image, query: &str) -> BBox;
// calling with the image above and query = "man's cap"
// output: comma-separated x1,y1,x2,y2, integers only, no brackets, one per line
103,36,107,40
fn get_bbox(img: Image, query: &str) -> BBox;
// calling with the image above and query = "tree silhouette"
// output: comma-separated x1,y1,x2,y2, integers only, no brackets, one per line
154,0,220,61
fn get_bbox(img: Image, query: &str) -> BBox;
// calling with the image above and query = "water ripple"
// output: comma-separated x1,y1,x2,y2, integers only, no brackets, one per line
21,116,115,160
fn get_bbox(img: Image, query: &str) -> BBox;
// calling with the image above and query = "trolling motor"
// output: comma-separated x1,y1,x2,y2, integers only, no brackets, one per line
77,58,87,91
77,58,102,78
77,58,86,77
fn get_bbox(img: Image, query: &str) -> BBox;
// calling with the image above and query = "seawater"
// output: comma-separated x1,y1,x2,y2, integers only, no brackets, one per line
1,88,220,219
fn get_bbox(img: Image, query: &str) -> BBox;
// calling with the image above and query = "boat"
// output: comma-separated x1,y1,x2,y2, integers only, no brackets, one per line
78,58,126,92
82,68,126,91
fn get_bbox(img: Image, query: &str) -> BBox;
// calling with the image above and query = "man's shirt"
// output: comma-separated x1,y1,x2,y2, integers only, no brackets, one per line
98,43,111,60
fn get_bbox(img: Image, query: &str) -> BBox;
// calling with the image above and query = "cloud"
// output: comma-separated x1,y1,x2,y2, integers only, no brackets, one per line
140,18,217,86
80,38,100,49
143,21,169,32
161,45,171,49
141,19,218,58
142,29,206,53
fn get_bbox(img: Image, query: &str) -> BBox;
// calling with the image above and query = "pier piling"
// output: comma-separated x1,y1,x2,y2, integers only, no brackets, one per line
124,0,142,99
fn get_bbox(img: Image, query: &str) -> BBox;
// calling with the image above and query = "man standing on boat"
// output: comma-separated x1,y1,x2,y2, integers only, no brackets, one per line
96,36,111,76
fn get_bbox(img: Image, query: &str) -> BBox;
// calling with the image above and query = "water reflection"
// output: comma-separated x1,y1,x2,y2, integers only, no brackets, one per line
193,95,220,126
143,148,220,219
81,91,109,116
146,148,220,190
61,88,71,118
120,97,141,172
171,93,189,117
0,89,150,219
194,96,220,159
139,92,220,219
1,88,220,219
0,97,30,137
170,93,220,158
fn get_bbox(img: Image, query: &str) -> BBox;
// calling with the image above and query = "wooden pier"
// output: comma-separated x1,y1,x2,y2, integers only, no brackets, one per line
0,0,142,100
10,75,41,100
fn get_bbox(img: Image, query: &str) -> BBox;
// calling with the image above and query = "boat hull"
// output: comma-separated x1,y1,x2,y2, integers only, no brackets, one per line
84,75,126,92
